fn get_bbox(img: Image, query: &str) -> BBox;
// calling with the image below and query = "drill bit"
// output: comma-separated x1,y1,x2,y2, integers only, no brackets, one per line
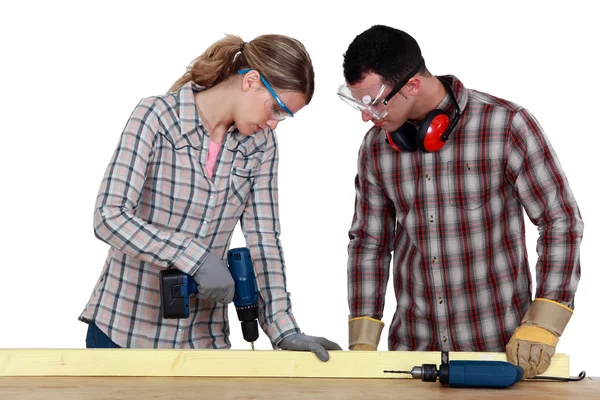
384,367,425,379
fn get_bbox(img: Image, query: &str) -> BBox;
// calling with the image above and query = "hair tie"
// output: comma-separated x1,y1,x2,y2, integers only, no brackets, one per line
239,42,247,52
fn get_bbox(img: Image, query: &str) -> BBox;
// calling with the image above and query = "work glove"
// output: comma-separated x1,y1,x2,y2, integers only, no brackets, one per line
278,333,342,362
348,316,384,351
506,298,573,379
192,251,235,304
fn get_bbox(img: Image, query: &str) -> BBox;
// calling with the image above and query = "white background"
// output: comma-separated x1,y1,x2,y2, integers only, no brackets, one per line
1,0,598,377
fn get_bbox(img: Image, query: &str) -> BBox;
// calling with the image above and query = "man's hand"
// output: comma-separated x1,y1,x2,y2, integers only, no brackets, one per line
506,298,573,379
506,325,557,378
278,333,342,361
192,251,235,304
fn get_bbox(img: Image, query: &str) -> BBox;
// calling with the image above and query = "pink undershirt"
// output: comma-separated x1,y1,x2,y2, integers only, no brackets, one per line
206,140,222,180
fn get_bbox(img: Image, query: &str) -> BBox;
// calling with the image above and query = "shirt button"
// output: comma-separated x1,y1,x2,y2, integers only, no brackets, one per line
203,220,208,225
209,195,214,200
425,174,431,181
429,215,434,223
178,328,183,333
438,297,443,304
433,257,437,263
442,336,447,343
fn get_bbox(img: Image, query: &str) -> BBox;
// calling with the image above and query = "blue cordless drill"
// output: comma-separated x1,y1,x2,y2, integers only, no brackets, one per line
159,247,259,348
384,351,524,388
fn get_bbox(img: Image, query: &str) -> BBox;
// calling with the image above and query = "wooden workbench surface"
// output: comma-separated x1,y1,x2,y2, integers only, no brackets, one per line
0,376,597,399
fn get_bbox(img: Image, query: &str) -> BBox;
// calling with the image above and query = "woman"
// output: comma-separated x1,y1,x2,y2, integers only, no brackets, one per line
79,34,341,361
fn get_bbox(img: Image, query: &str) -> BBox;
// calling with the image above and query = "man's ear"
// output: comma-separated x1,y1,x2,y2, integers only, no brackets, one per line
406,77,421,96
241,70,261,92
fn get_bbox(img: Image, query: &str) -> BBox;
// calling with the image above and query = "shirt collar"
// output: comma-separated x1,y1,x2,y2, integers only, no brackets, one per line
225,127,270,156
177,81,204,137
436,75,469,116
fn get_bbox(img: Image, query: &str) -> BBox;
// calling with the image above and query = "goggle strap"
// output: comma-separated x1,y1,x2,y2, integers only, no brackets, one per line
383,63,423,105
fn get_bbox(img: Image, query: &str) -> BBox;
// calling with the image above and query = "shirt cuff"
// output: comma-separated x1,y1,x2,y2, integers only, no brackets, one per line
171,239,210,276
263,311,301,347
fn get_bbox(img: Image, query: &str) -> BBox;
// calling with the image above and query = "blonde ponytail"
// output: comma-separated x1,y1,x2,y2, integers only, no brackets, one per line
169,35,245,92
168,33,314,103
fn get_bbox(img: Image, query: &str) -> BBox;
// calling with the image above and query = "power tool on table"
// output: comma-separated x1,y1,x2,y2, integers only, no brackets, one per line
384,351,524,389
159,247,259,349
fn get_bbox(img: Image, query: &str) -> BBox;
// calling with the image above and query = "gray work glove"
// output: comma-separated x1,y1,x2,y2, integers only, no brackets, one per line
278,333,342,362
192,251,235,304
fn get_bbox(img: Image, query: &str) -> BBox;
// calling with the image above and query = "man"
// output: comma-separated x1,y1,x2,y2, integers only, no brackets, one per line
338,25,583,379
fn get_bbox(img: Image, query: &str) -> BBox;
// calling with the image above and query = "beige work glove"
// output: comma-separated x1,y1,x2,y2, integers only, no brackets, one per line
348,317,384,351
506,298,573,379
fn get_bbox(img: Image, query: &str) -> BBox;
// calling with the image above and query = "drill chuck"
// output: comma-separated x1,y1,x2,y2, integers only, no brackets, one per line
237,304,259,343
408,365,439,382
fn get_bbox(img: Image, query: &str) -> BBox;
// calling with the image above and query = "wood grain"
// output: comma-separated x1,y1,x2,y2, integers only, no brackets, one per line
0,349,569,378
0,376,596,400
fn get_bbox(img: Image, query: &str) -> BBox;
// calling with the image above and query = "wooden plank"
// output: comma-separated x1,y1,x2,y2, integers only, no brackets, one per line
0,349,569,378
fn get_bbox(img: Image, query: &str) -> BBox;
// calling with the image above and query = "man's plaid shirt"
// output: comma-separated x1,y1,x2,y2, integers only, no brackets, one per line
347,75,583,351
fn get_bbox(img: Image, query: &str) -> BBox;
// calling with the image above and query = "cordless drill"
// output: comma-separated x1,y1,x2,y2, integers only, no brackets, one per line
384,351,524,389
159,247,259,348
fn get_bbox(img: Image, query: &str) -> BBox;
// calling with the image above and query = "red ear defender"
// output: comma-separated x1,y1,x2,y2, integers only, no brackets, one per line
386,130,404,152
417,110,451,152
385,123,419,152
385,78,461,153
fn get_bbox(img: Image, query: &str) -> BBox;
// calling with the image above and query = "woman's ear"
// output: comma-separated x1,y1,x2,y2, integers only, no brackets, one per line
241,70,261,92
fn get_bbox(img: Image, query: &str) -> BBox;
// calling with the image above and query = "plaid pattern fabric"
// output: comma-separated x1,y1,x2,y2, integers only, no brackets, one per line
80,82,300,348
347,75,583,352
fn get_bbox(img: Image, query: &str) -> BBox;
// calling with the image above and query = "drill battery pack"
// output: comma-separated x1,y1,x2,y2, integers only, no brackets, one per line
159,269,197,319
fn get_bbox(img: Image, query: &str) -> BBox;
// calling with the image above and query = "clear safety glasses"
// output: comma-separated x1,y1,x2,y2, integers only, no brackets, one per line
337,63,423,120
337,83,390,120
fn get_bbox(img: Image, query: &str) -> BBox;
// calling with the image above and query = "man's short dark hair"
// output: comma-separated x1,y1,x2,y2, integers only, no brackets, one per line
343,25,429,86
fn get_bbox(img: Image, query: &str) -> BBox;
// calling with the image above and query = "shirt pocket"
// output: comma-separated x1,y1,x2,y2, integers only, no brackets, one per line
447,159,497,211
227,166,259,205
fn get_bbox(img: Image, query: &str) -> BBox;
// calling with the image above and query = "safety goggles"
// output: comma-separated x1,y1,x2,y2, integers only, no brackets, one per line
238,69,294,121
337,63,423,120
337,83,390,120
